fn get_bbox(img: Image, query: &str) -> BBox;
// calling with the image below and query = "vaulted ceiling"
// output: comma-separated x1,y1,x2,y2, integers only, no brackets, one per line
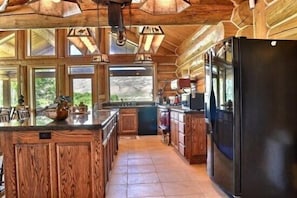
0,0,238,56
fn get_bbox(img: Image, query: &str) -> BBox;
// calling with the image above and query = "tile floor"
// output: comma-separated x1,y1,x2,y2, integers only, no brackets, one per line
105,135,229,198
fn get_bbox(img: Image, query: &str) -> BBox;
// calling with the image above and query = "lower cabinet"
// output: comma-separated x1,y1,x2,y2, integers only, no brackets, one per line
1,117,118,198
170,111,179,150
171,110,206,164
118,108,138,135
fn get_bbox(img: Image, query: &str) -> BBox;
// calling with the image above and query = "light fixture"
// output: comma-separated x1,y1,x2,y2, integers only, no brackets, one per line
28,0,82,18
140,0,191,15
91,1,110,64
138,26,165,54
134,53,153,64
67,27,98,53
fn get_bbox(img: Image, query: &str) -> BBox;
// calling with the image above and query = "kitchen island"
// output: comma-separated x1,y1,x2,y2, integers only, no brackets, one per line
0,109,118,198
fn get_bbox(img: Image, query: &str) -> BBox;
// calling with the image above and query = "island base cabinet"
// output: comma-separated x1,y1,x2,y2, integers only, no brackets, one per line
1,130,104,198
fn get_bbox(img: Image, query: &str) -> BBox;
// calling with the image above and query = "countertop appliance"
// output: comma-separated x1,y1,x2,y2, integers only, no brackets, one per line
204,37,297,198
181,93,204,110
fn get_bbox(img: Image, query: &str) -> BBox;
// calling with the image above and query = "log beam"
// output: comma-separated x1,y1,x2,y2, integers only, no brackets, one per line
231,0,253,28
0,3,234,30
175,22,237,75
266,0,297,27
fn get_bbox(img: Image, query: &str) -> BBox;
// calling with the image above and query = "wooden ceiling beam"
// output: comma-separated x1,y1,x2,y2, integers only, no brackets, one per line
0,3,234,30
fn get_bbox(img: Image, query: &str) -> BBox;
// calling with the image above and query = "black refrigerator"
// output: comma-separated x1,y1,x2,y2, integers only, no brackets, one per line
204,37,297,198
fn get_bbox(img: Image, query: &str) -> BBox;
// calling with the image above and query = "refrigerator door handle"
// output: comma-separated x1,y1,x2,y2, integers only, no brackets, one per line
209,86,216,133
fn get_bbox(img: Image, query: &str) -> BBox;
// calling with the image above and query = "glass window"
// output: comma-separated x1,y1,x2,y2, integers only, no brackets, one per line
67,27,97,56
71,78,92,108
68,66,94,108
68,65,94,75
27,29,56,56
109,33,138,54
109,66,153,102
0,67,18,107
0,31,16,58
34,68,56,111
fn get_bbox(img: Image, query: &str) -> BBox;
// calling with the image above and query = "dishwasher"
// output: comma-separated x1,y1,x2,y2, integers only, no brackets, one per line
138,106,157,135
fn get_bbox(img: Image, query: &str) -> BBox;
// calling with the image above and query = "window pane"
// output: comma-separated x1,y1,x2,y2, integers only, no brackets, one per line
0,67,18,107
109,33,138,54
68,66,94,74
72,78,92,108
67,27,97,56
0,80,3,106
0,32,16,58
109,66,153,102
28,29,56,56
34,68,56,110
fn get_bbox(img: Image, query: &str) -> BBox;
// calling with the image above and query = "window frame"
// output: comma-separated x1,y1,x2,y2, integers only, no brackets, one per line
26,29,57,58
108,65,155,103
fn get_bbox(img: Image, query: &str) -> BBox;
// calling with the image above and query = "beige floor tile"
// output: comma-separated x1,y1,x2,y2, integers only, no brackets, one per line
128,158,153,166
161,182,203,196
128,165,156,174
108,135,228,198
128,172,160,184
109,173,128,185
127,183,164,198
113,165,128,174
157,171,191,182
105,184,128,198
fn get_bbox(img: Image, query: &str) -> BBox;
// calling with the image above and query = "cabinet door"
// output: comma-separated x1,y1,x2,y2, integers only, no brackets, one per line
119,108,138,135
191,117,207,156
5,131,103,198
56,142,93,198
15,143,53,197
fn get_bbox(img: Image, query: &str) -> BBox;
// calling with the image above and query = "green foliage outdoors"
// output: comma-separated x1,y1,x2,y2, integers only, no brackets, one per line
73,92,92,107
35,77,56,108
110,95,119,102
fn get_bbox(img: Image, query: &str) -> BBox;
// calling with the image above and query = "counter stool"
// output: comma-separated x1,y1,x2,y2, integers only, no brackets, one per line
160,126,170,145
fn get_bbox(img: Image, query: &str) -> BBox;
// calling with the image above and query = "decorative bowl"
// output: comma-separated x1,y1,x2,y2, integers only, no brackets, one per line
44,108,68,121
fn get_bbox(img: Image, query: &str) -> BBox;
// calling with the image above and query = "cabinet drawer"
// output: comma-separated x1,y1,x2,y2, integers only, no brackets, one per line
178,113,184,122
120,108,137,114
178,122,184,133
171,111,178,120
179,143,185,156
178,132,185,145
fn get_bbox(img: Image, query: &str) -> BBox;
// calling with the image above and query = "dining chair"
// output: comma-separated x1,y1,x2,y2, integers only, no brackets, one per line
17,109,30,120
0,113,9,123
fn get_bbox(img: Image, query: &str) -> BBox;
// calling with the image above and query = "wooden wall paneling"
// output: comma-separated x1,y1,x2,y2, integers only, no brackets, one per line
19,65,28,104
267,15,297,39
266,0,297,28
57,29,66,58
231,0,253,28
176,23,226,77
236,25,254,38
253,0,268,38
57,64,66,96
16,30,25,60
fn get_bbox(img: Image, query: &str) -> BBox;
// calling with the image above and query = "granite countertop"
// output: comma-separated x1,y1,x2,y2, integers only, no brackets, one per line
158,105,205,114
0,109,118,131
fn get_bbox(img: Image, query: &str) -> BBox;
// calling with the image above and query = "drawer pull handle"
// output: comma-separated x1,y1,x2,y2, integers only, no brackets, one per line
39,132,52,139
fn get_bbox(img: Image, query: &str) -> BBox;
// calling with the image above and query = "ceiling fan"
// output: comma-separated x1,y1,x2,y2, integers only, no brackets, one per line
93,0,132,46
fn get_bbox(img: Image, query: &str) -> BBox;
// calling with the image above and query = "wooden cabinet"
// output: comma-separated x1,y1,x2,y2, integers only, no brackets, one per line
0,113,118,198
170,110,179,150
2,130,103,197
171,109,206,164
119,108,138,135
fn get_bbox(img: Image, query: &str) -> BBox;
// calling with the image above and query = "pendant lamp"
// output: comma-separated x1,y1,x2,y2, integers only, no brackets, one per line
140,0,191,15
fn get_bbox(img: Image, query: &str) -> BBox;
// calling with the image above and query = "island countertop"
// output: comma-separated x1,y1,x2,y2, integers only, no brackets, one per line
0,109,119,131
